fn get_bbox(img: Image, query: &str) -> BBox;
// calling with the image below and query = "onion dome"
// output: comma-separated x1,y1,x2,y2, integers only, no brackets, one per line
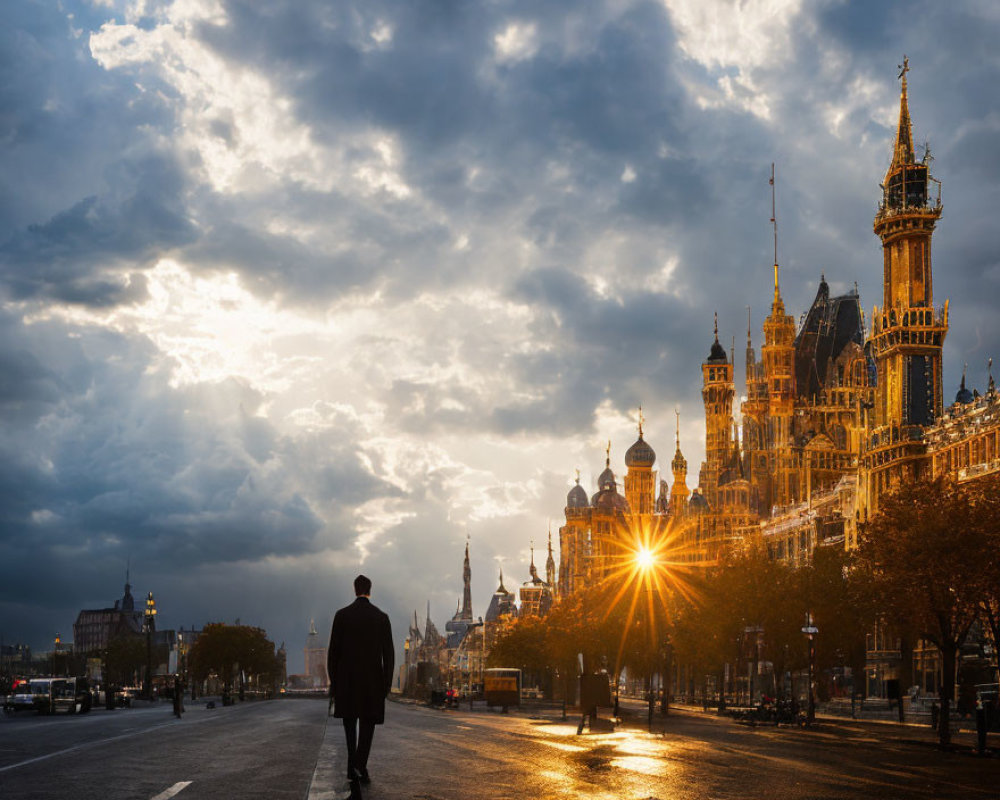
625,435,656,468
955,364,973,405
566,475,589,508
706,312,728,363
596,441,616,492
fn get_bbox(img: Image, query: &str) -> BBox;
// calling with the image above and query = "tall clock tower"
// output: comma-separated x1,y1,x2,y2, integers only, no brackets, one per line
863,58,947,512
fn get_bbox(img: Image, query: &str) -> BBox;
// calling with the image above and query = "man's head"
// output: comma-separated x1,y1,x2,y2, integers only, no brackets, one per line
354,574,372,597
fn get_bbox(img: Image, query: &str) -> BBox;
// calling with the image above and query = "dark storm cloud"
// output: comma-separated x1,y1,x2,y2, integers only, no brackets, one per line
3,0,1000,665
0,157,196,306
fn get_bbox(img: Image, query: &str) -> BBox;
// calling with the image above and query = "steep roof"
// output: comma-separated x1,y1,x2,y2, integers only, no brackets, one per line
793,277,864,399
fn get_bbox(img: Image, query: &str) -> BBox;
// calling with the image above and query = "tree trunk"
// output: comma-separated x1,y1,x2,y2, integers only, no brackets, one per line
938,642,957,747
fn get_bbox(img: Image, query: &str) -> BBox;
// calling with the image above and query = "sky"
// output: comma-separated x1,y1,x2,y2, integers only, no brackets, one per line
2,0,999,674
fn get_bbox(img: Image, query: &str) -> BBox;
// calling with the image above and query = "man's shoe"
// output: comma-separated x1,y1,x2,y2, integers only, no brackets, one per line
358,768,371,785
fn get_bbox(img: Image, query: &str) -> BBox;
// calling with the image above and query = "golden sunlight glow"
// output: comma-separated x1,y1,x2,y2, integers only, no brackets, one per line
588,512,711,680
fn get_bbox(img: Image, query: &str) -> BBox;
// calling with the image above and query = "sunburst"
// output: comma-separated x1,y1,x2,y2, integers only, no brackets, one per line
590,512,709,679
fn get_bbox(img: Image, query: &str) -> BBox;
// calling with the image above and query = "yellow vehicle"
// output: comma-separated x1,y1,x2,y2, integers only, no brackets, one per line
484,668,521,708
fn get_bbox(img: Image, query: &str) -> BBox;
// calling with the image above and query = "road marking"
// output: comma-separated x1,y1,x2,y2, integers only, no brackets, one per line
0,715,213,774
151,782,192,800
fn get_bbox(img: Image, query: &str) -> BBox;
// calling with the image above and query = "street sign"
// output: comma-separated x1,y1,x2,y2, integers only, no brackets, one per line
802,626,818,635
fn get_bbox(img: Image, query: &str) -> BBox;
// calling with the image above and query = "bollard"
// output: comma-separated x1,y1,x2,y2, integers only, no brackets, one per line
976,701,988,754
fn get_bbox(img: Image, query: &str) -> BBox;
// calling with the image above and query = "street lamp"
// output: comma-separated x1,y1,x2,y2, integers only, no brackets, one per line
802,612,818,724
144,592,157,701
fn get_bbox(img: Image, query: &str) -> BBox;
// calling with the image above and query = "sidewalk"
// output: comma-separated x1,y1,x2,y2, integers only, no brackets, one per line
648,700,998,754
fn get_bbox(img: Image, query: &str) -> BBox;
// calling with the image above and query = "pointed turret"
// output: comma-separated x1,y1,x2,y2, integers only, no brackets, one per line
461,535,473,622
702,314,734,505
890,56,915,173
955,363,973,405
670,409,689,515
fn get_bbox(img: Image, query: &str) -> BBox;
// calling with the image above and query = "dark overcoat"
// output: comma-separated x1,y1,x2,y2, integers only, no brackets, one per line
328,597,394,723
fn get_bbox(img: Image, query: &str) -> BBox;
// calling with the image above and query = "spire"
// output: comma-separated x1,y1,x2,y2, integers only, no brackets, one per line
308,618,317,636
546,524,555,587
637,405,644,438
769,163,784,313
990,358,996,395
746,306,752,348
461,534,473,621
605,439,611,468
714,311,719,343
529,539,537,581
891,55,914,171
671,408,687,474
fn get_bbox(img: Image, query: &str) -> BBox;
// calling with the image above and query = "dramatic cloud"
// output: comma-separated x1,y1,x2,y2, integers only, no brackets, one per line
2,0,999,671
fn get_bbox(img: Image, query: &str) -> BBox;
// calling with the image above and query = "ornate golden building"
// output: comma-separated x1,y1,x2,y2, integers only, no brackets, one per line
554,60,994,592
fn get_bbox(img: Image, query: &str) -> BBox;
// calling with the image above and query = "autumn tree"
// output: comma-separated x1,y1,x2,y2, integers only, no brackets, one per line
189,624,281,694
968,474,1000,675
855,475,987,746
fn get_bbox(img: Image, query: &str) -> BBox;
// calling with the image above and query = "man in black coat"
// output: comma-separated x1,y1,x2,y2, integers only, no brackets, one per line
328,574,394,785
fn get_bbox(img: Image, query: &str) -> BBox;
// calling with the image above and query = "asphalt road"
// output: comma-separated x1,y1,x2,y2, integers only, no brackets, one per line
2,697,997,799
0,698,324,799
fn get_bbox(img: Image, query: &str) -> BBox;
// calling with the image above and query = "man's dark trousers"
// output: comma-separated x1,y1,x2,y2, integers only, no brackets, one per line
343,717,376,776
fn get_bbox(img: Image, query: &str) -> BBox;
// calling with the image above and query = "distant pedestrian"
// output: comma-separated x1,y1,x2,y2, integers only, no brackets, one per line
173,676,184,719
328,574,394,786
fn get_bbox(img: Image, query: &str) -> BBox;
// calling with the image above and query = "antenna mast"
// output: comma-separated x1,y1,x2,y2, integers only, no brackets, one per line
770,163,778,266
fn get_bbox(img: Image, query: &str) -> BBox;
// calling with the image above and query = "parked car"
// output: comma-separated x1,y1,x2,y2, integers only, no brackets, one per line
4,680,36,714
29,677,92,714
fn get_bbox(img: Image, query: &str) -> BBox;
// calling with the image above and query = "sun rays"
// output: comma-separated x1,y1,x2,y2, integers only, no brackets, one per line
589,513,711,678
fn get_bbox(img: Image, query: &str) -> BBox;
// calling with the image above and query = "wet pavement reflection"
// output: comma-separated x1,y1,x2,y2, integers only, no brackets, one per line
339,700,998,800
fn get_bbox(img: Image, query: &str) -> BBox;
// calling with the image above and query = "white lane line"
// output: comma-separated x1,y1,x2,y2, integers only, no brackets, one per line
0,714,214,774
151,781,192,800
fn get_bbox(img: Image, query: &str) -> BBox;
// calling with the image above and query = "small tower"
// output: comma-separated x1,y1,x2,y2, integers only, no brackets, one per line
701,314,734,507
561,470,590,596
670,409,690,516
624,406,657,515
545,526,556,589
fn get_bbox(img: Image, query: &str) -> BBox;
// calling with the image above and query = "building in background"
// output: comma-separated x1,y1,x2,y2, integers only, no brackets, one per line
303,620,328,690
73,577,144,656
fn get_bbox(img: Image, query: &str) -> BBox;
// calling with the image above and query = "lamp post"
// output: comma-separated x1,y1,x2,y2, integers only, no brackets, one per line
144,592,157,701
802,612,818,724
